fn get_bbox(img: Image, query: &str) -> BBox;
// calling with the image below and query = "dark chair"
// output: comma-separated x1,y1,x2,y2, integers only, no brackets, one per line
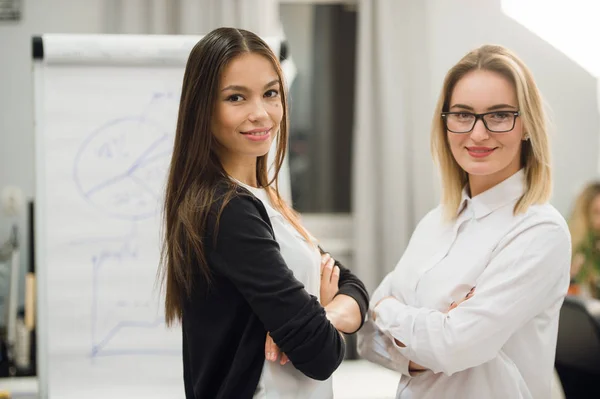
555,295,600,398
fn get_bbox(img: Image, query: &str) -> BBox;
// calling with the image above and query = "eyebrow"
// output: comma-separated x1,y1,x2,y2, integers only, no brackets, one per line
221,79,280,92
449,103,518,111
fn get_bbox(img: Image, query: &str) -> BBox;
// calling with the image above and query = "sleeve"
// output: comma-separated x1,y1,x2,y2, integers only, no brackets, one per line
208,195,345,381
319,246,370,333
356,271,413,376
373,222,571,376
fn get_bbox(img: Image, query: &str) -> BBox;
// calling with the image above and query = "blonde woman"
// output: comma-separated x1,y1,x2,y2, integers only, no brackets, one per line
358,45,571,399
567,181,600,297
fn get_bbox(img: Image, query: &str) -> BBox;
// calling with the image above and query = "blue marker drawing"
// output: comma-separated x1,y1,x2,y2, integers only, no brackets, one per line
73,91,178,221
73,117,172,221
69,91,181,358
85,236,179,358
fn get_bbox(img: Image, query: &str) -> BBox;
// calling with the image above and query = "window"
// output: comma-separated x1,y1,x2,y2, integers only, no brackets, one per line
280,3,357,213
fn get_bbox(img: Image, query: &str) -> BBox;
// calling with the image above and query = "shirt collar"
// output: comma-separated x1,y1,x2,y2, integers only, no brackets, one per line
458,169,526,219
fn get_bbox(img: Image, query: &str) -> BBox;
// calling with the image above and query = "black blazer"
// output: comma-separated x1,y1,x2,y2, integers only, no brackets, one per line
182,183,369,399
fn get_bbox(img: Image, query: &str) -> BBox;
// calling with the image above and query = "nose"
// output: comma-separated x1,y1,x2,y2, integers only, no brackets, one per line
469,117,490,142
248,98,269,122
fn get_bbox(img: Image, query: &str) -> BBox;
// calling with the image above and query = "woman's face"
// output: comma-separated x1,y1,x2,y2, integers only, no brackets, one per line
446,69,525,194
212,52,283,166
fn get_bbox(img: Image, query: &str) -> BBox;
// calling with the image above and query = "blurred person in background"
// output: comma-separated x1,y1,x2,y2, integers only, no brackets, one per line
567,181,600,298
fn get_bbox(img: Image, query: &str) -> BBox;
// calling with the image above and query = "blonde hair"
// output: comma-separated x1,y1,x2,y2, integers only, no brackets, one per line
568,182,600,255
430,44,552,220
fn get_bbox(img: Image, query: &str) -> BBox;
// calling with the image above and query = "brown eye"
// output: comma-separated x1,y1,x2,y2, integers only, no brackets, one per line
226,94,244,102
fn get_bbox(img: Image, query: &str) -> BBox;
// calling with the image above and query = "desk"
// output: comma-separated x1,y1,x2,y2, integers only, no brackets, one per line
0,376,37,399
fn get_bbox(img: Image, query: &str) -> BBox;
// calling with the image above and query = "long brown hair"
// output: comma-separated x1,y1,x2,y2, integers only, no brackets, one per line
159,27,310,326
568,182,600,256
430,44,552,220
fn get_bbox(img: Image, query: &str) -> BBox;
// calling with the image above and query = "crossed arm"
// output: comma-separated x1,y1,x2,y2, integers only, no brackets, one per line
267,250,370,365
358,223,570,377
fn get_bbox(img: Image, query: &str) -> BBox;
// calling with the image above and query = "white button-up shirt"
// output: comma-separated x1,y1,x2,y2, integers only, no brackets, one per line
358,170,571,399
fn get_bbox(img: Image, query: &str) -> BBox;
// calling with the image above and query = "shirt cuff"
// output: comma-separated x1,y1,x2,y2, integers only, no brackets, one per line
374,300,433,376
358,318,413,377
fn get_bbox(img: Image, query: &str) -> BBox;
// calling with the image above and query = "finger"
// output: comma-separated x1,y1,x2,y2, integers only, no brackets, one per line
272,341,281,362
265,334,275,361
326,258,335,282
459,297,470,304
265,334,279,362
449,290,474,312
331,265,340,286
265,333,273,361
322,258,334,282
280,352,289,365
466,287,475,299
320,253,331,275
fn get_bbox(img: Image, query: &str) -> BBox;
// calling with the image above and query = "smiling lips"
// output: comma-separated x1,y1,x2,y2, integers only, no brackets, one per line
241,127,272,142
466,146,496,158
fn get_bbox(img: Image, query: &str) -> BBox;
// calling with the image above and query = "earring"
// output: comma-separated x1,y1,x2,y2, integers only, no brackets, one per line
523,134,530,141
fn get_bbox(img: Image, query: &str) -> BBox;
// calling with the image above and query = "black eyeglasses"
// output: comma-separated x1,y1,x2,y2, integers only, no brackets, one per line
441,111,520,133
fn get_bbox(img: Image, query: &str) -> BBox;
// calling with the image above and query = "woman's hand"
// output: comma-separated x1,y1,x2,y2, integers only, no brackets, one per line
372,288,475,373
409,361,427,373
448,287,475,312
265,333,289,365
320,253,340,306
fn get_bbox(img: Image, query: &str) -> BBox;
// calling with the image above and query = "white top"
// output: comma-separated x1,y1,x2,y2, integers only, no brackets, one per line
357,169,571,399
234,181,333,399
